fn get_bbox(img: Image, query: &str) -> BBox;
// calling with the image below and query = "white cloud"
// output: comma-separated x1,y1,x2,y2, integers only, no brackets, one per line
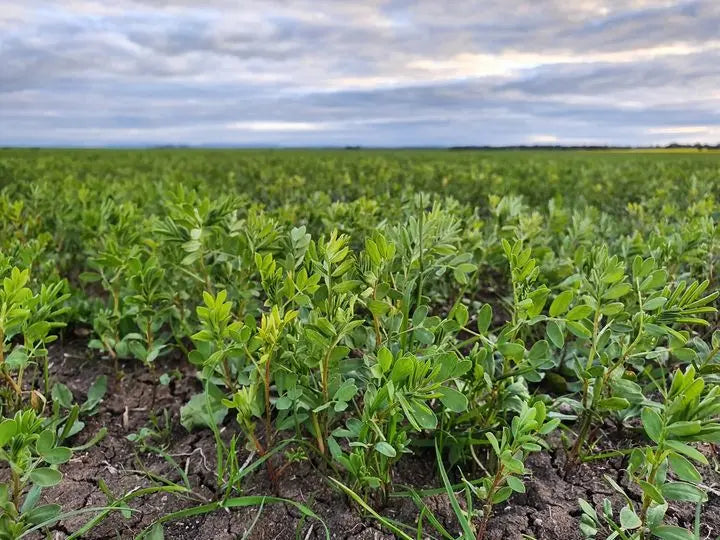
408,42,720,81
528,134,559,143
646,125,713,134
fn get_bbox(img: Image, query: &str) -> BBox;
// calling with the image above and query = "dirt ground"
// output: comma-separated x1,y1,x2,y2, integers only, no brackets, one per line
40,338,720,540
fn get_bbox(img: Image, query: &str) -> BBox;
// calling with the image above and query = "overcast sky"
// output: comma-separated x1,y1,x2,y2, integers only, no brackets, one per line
2,1,720,146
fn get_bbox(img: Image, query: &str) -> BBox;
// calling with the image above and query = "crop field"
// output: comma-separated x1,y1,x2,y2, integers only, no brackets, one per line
0,148,719,539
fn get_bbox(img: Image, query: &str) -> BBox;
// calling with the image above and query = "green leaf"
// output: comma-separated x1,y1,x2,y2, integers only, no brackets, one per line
666,421,701,438
597,397,630,412
664,440,708,465
276,396,292,410
566,320,592,338
85,375,108,410
434,440,475,539
668,453,701,483
329,346,350,363
651,525,695,540
51,383,74,409
41,447,72,465
638,481,665,505
333,381,358,403
146,523,165,540
412,305,429,326
492,486,513,504
24,503,61,526
368,299,391,318
673,348,698,363
390,355,414,383
486,432,500,456
566,304,593,321
546,320,564,348
408,399,437,430
30,468,62,487
601,302,624,316
661,482,706,503
413,327,434,345
477,304,492,334
332,280,361,293
549,290,574,317
36,429,55,455
528,340,549,363
578,498,597,520
78,272,102,283
438,386,468,413
451,304,469,327
180,393,227,432
20,485,42,513
5,348,29,370
619,505,641,530
641,407,663,443
640,269,668,291
0,419,17,447
506,476,525,493
374,441,397,458
646,502,668,529
377,346,393,373
642,297,667,311
662,482,707,503
498,342,525,361
602,283,632,300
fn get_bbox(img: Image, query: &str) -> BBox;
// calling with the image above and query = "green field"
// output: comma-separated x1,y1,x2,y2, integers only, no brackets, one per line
0,149,718,539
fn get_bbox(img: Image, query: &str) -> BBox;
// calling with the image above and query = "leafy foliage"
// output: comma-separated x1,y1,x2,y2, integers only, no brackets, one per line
0,149,718,537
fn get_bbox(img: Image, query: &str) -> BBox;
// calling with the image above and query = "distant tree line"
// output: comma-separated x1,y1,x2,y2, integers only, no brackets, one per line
447,143,720,151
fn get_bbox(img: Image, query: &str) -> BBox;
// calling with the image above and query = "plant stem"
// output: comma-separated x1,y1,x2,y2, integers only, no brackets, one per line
311,412,325,455
570,307,602,461
638,444,664,539
264,358,273,452
476,464,504,540
371,284,382,348
11,470,21,509
0,329,22,400
222,357,236,393
43,355,50,396
149,362,158,410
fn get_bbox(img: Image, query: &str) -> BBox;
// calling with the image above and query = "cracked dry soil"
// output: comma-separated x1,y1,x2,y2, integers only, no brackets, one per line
34,339,720,539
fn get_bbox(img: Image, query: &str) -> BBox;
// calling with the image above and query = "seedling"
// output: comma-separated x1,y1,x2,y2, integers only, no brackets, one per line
0,410,72,537
0,266,69,413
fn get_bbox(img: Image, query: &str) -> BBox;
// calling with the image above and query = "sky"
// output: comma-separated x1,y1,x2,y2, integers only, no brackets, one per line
2,0,720,147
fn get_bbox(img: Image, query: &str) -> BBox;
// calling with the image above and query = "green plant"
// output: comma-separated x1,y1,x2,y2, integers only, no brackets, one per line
1,147,720,539
0,410,72,538
578,365,720,540
50,375,107,441
560,252,718,461
330,347,469,500
0,266,69,413
473,401,559,540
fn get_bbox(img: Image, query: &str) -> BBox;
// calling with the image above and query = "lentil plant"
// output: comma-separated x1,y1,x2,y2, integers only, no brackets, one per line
0,148,718,538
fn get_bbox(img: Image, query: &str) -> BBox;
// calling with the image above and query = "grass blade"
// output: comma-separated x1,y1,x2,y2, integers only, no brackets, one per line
137,495,329,540
328,477,414,540
435,439,474,539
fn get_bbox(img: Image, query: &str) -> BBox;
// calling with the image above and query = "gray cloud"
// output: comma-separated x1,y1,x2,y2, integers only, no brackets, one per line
2,0,720,145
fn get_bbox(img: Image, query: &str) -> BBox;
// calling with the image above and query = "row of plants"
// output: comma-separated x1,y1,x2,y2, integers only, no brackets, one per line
0,149,718,539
